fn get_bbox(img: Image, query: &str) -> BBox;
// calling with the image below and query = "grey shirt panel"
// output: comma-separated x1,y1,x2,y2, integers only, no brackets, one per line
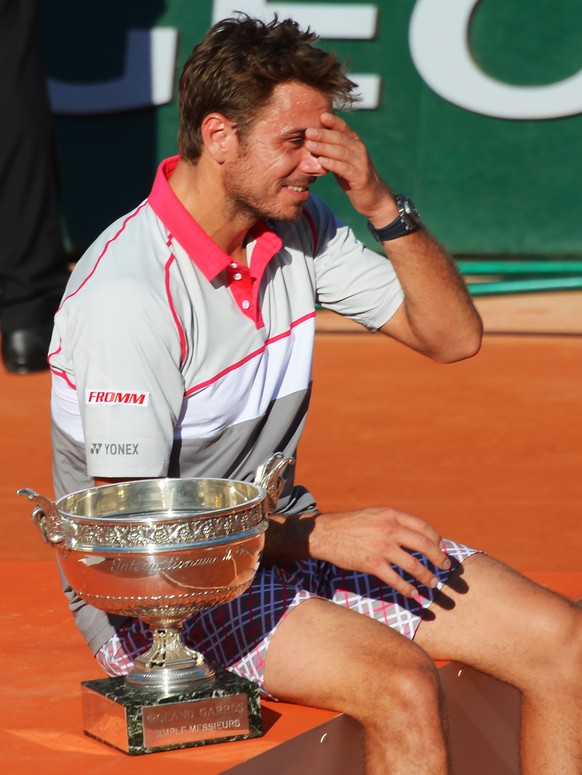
56,556,128,656
52,419,93,498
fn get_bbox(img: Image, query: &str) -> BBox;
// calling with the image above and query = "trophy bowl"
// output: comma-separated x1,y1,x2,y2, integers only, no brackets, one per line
19,454,292,694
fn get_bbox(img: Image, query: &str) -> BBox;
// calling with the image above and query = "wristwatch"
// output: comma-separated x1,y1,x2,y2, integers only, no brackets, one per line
367,195,422,241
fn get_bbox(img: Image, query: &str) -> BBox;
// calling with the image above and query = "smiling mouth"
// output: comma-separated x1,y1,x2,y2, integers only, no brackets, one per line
284,176,317,194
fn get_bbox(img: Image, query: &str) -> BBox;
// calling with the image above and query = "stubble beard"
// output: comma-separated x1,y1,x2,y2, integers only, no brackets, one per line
223,154,309,225
223,183,305,226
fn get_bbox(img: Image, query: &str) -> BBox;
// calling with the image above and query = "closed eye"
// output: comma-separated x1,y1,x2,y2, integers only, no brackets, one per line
281,130,307,147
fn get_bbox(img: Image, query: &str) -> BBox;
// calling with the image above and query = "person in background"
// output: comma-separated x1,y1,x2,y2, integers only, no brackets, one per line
0,0,69,373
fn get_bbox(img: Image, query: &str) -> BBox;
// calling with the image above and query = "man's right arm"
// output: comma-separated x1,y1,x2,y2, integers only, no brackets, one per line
264,507,451,599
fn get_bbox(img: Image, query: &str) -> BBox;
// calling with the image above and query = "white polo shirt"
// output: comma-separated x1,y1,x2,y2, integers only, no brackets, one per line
49,156,404,652
50,155,403,499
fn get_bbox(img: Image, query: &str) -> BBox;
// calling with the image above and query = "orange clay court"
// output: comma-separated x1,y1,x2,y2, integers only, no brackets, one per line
2,293,581,774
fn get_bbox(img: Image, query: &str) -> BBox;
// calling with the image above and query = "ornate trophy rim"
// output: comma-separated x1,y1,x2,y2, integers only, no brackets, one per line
54,476,266,522
24,476,269,552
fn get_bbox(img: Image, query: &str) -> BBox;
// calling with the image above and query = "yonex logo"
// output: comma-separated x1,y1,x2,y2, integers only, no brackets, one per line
90,443,139,456
86,390,149,407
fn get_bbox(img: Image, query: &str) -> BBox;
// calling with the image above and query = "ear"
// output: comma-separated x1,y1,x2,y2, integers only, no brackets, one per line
200,113,238,163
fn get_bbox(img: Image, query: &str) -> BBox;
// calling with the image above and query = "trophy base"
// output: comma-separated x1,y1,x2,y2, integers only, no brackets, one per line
81,667,262,755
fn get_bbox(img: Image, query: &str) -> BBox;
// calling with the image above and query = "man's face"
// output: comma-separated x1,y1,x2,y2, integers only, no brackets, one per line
222,81,332,223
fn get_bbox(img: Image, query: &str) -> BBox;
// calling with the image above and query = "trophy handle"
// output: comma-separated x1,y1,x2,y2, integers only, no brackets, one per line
17,488,66,545
253,453,294,514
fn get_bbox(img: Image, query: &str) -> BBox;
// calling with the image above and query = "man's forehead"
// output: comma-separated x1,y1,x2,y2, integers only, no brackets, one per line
258,81,332,125
253,82,332,139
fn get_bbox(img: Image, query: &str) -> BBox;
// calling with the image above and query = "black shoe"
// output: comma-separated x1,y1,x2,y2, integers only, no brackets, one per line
1,324,53,374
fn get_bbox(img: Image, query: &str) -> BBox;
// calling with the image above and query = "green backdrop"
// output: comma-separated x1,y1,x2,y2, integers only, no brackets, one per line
40,0,582,258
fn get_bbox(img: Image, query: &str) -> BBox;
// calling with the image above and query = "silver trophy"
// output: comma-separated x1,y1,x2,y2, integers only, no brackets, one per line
19,453,292,754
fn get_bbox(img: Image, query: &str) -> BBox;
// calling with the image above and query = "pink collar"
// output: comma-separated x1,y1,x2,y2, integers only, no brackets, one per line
148,156,283,281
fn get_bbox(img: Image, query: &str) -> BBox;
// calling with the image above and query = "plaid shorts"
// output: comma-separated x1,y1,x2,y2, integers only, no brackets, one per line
96,538,477,697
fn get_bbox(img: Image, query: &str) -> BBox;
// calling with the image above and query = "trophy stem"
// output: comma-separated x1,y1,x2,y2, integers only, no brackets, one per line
126,626,215,693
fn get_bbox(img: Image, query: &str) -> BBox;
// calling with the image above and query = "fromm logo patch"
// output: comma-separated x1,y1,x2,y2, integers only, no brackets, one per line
86,390,149,407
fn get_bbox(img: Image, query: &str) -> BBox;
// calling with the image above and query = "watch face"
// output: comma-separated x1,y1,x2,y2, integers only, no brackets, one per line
400,196,421,226
367,195,421,241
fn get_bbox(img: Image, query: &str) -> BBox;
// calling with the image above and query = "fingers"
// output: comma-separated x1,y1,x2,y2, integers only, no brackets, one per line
305,113,386,211
370,508,451,598
377,546,448,599
305,114,363,170
393,511,450,570
371,548,451,600
373,563,426,600
371,549,449,600
307,111,350,138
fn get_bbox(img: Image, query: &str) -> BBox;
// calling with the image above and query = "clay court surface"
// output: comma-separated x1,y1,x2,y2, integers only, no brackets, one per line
2,292,581,772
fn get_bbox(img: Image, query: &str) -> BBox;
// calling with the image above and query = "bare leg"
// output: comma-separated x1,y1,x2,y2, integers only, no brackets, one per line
416,554,582,774
263,598,451,775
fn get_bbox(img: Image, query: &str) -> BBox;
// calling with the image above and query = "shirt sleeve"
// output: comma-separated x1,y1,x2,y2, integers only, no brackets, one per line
306,195,404,331
64,274,185,479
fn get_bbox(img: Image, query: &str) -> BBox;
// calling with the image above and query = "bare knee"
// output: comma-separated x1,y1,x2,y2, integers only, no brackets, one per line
383,653,443,717
546,607,582,689
352,646,444,729
522,602,582,698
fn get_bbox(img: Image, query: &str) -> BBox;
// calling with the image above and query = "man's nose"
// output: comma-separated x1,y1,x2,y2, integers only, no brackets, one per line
299,148,327,176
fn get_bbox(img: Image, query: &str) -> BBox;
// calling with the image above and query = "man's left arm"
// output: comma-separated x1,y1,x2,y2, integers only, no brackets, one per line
305,113,483,363
373,223,482,363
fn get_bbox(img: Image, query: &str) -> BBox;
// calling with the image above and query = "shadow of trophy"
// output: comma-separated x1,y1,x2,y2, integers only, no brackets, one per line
19,453,293,755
